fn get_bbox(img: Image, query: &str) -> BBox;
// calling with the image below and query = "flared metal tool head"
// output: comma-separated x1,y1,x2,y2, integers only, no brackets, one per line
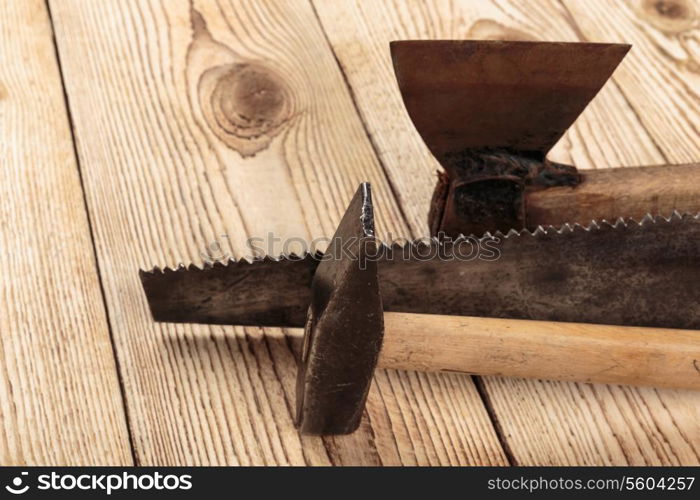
391,40,630,236
390,40,630,167
295,183,384,435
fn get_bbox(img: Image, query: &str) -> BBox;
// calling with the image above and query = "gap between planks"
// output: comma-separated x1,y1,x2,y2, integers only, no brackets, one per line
44,0,140,465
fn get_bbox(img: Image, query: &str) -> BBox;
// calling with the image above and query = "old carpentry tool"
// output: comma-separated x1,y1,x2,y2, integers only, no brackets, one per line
295,183,700,434
390,40,700,237
141,183,700,435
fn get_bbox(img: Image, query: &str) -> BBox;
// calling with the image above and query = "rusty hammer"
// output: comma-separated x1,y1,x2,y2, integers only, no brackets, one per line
295,183,700,435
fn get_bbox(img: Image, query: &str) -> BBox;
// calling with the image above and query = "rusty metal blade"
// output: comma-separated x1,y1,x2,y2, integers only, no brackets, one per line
381,213,700,329
390,40,630,169
140,254,319,327
141,212,700,330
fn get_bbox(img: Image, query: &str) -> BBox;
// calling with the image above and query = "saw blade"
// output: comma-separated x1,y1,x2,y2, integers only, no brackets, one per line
140,253,319,327
141,212,700,330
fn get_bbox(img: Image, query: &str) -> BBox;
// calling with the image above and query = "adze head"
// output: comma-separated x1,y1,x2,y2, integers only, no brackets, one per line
390,40,630,167
390,40,631,236
295,183,384,435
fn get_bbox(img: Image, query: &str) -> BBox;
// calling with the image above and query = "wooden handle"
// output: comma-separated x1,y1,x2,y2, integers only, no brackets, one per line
378,312,700,390
527,163,700,227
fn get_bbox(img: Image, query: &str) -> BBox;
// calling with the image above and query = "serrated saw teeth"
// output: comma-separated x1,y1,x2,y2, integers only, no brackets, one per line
140,210,700,329
139,210,700,274
138,250,323,275
139,251,321,327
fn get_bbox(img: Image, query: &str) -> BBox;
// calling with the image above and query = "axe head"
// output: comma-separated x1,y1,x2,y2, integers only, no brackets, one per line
390,40,630,170
295,183,384,435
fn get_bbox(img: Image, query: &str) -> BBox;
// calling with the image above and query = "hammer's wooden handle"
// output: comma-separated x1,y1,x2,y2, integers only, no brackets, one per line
378,312,700,390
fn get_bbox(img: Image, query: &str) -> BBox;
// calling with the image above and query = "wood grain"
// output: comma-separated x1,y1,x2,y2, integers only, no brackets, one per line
527,163,700,226
560,0,700,164
313,0,700,464
49,0,506,465
0,0,131,464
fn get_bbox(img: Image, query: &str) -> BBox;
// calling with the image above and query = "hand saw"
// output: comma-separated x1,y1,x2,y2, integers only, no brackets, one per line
140,194,700,330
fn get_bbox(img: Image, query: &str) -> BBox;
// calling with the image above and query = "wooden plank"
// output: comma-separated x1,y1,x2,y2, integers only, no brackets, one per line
49,0,507,465
0,0,132,464
313,0,700,465
560,0,700,164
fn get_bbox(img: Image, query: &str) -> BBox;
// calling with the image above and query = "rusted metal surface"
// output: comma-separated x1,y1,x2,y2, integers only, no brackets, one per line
390,40,629,237
390,40,629,166
433,151,580,236
140,253,318,327
142,211,700,330
379,213,700,329
295,183,383,435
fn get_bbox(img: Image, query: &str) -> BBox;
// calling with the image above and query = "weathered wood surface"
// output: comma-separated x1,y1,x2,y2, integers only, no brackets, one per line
48,0,505,465
0,0,131,464
313,0,700,465
1,0,697,465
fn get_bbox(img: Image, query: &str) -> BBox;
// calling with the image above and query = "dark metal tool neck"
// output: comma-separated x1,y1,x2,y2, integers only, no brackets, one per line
429,149,581,237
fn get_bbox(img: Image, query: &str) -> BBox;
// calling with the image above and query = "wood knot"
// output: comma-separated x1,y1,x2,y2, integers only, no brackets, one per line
638,0,697,32
654,0,689,18
201,62,294,157
187,8,297,157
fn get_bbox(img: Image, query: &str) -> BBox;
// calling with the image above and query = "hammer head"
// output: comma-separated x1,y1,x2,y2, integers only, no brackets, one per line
295,183,384,435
